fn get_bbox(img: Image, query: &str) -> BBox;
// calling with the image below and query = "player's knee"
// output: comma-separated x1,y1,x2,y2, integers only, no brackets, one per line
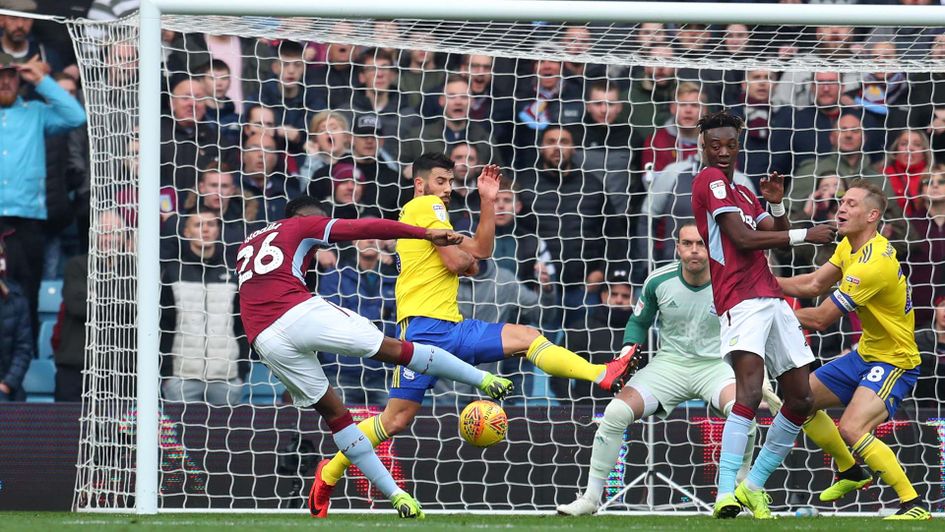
783,393,813,419
737,388,763,410
600,399,635,435
382,409,416,436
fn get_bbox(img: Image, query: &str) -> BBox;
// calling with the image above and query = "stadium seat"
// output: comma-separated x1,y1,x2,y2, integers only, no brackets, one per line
38,279,64,319
38,320,55,360
242,362,285,405
22,359,56,402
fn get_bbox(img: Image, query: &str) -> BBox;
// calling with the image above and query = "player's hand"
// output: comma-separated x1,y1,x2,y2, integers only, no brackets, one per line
16,55,49,86
425,229,463,246
805,224,837,244
477,164,502,203
760,172,785,205
315,249,337,269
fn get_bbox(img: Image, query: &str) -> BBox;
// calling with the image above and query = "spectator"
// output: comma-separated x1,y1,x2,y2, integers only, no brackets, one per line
447,142,482,233
460,53,515,159
773,25,860,108
517,127,611,319
197,59,239,127
906,170,945,328
884,129,933,217
674,23,724,105
55,209,133,402
398,34,445,118
512,47,584,168
318,237,398,405
298,110,353,202
258,40,323,134
161,77,217,191
0,52,84,345
627,44,676,144
457,257,556,326
730,69,778,189
0,235,33,402
239,133,300,223
641,81,704,173
850,41,910,158
493,178,556,288
914,296,945,408
350,113,404,219
326,162,378,219
724,23,751,59
401,75,504,167
309,23,357,111
559,24,607,82
0,14,66,75
174,165,260,267
905,32,945,134
344,47,418,158
160,211,247,405
769,71,844,175
926,103,945,165
562,268,634,402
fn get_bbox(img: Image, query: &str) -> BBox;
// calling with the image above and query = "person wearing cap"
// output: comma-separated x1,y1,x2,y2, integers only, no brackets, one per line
0,51,85,348
327,161,379,219
0,232,34,401
350,112,404,219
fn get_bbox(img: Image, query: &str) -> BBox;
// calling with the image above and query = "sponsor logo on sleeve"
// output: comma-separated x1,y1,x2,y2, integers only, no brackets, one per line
432,203,448,222
634,299,645,316
844,275,861,285
710,180,727,199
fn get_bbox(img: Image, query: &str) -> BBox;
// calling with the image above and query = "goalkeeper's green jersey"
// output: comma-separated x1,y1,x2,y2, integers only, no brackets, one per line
624,261,720,360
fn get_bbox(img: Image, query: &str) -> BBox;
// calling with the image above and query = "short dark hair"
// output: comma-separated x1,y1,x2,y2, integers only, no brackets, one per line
196,58,230,75
360,47,395,65
198,162,234,183
413,152,454,179
674,219,698,240
277,40,305,59
285,196,326,218
846,178,888,214
697,110,743,135
586,80,618,99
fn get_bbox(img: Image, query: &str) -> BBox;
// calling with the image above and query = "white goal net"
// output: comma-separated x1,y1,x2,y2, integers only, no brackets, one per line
67,8,945,514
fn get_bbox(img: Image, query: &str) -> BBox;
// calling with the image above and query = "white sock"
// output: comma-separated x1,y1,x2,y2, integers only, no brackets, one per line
333,423,404,499
586,399,635,501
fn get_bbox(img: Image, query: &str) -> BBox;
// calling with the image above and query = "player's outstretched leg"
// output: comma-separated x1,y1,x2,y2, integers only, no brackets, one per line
374,338,513,399
313,389,423,519
508,325,639,393
557,393,641,516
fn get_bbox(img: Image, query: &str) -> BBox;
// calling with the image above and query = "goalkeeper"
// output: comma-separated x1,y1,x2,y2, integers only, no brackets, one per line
558,222,770,516
310,153,637,517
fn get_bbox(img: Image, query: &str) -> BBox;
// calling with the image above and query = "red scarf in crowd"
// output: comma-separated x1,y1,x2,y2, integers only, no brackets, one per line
884,158,927,217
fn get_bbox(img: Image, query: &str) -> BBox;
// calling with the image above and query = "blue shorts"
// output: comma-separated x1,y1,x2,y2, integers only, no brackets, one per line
389,317,506,403
814,349,919,419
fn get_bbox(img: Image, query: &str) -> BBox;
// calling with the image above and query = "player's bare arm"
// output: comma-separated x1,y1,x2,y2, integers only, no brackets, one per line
716,211,836,251
425,229,464,246
777,262,842,298
436,164,502,272
794,297,845,332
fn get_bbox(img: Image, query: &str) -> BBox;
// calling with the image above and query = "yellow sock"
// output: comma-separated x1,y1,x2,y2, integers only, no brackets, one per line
852,433,918,502
526,335,605,383
803,410,856,471
321,415,390,486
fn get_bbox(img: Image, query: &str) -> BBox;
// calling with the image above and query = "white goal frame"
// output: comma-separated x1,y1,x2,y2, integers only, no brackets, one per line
134,0,945,515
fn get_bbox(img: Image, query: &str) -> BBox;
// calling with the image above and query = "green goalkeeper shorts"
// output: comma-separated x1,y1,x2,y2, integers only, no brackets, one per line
627,352,735,419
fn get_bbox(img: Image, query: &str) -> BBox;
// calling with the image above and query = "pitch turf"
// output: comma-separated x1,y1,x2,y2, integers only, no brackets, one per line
0,512,939,531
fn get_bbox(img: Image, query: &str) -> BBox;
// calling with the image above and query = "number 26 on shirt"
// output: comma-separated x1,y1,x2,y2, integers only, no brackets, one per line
237,232,284,287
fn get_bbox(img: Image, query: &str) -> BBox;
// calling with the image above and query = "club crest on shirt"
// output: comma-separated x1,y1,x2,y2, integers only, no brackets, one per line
710,180,727,199
403,369,416,380
844,275,861,285
432,203,448,222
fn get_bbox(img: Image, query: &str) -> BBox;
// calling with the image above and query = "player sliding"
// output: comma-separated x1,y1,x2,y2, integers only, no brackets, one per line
237,197,513,519
778,181,931,520
557,222,775,516
311,153,638,517
690,111,836,519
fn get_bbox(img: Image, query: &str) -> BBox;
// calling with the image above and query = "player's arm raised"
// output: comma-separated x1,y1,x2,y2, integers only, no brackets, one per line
328,217,462,246
436,164,501,273
777,262,842,298
757,172,790,232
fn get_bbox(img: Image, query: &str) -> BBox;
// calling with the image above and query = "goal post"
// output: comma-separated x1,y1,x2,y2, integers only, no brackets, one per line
62,0,945,515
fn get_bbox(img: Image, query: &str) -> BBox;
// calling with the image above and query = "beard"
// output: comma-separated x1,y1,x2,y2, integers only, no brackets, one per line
0,90,16,107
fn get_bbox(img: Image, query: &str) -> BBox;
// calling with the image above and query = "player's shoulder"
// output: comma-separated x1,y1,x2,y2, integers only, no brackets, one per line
692,166,726,186
242,219,286,245
402,195,449,224
858,234,896,267
404,194,445,212
642,262,680,294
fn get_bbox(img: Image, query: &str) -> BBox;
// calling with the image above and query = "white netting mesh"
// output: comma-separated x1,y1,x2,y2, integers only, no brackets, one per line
68,12,945,513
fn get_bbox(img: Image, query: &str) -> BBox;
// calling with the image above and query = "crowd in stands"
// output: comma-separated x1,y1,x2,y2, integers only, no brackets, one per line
0,1,944,411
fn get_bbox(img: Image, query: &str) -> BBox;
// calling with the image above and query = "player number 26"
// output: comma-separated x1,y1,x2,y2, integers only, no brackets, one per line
237,232,284,287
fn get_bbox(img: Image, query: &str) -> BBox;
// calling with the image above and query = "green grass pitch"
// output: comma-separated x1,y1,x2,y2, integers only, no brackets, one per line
1,512,939,531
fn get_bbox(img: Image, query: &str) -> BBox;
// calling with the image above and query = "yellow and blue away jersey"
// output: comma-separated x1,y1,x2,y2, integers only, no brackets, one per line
395,195,463,323
828,233,919,369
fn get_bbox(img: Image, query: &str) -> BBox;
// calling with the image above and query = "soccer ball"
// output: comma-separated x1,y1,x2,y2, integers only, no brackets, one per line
458,400,507,448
